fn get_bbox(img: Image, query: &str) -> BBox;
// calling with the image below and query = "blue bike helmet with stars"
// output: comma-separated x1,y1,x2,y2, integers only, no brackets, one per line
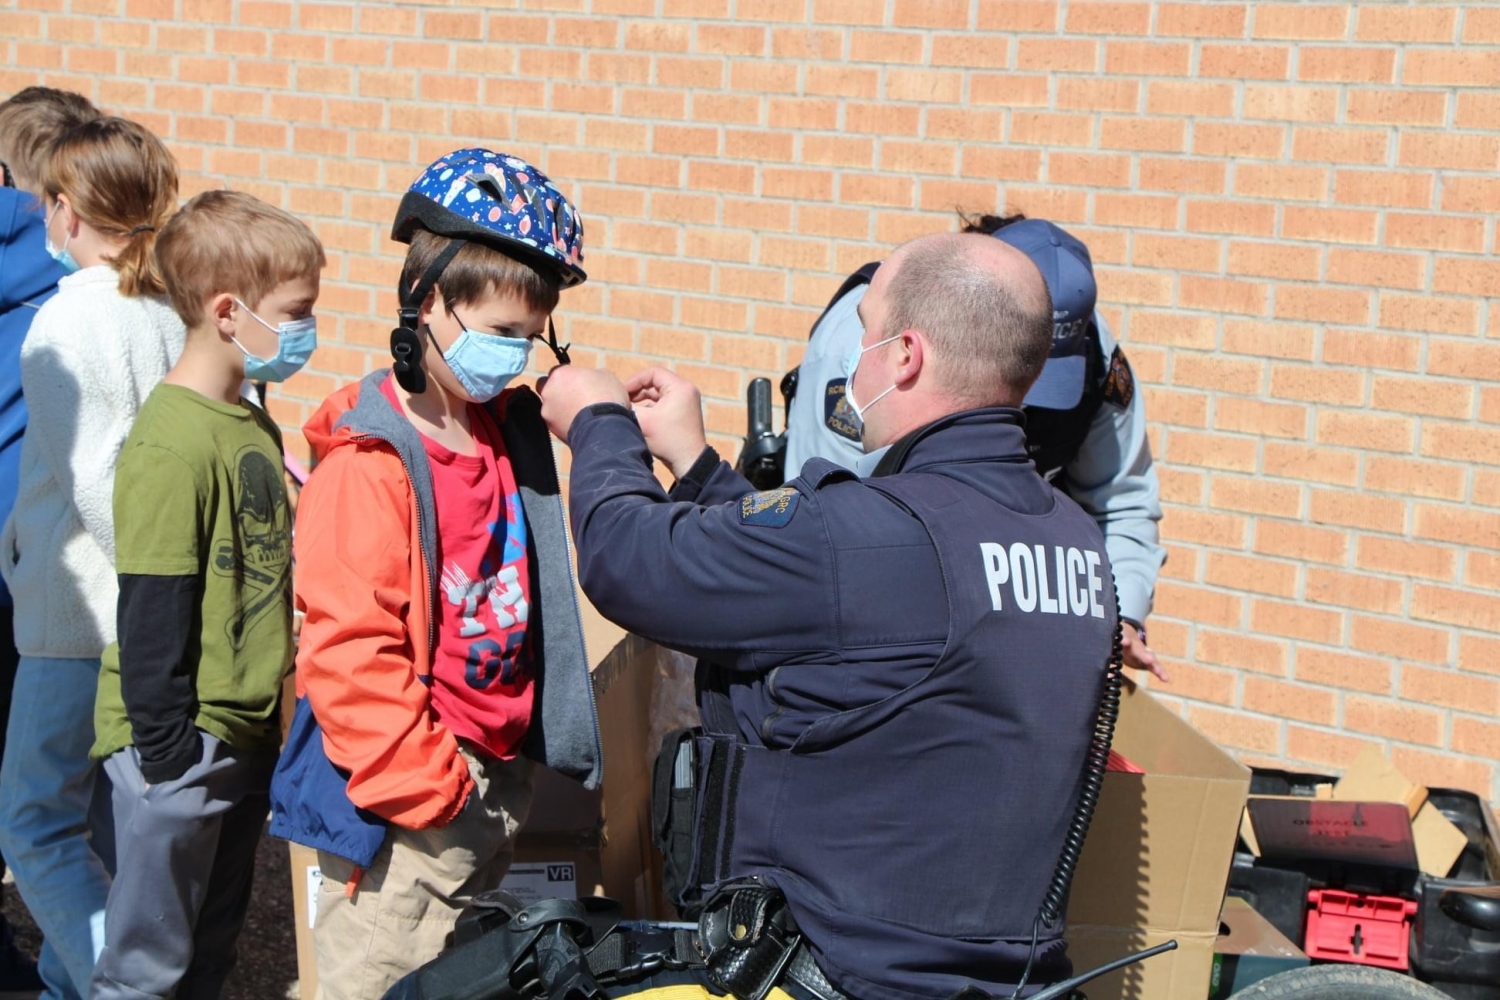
388,149,586,390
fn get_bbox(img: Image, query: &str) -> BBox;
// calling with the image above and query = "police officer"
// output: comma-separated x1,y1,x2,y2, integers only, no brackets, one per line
783,215,1167,681
537,233,1118,1000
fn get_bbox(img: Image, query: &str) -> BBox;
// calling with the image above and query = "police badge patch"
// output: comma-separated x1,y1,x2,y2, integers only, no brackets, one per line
1101,346,1135,409
739,487,799,528
824,378,861,442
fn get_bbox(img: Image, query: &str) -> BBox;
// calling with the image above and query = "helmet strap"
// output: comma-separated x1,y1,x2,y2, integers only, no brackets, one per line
391,238,467,394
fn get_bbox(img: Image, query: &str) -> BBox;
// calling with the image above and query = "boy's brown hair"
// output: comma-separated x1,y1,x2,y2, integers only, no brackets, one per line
41,116,177,297
0,87,100,195
398,229,561,317
155,189,326,328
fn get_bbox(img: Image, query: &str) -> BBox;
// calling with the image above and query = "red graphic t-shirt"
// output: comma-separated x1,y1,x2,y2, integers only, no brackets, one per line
382,378,534,759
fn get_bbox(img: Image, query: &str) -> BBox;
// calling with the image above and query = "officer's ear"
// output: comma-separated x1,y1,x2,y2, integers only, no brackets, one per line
891,329,927,388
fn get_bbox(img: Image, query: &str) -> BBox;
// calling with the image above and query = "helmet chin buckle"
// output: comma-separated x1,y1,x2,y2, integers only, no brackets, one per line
540,317,571,366
390,324,427,394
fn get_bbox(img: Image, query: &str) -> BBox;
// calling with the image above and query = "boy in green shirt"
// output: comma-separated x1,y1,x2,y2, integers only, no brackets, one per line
90,190,324,999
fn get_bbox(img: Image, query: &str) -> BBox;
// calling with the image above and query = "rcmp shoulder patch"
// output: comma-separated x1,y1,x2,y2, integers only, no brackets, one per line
1101,346,1135,409
739,487,800,528
823,378,861,443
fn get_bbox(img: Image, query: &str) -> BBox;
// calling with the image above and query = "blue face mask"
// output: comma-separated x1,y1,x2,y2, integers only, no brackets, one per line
441,314,534,402
45,203,80,275
233,299,317,383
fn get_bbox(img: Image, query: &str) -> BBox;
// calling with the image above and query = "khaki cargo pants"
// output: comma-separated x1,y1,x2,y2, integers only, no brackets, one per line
312,746,534,1000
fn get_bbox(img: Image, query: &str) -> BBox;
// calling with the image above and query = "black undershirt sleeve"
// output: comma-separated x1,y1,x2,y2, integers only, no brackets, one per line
117,573,201,784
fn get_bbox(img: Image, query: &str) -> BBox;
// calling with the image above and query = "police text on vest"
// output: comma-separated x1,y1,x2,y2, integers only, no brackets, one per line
978,543,1105,617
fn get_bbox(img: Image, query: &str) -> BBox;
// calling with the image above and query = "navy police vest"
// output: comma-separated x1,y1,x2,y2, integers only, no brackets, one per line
692,471,1117,1000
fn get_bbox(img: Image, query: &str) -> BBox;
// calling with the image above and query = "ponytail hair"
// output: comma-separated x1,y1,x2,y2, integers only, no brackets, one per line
41,116,178,297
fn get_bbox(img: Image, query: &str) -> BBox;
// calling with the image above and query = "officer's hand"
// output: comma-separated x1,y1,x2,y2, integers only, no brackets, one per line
537,365,630,444
1121,621,1169,683
624,367,708,479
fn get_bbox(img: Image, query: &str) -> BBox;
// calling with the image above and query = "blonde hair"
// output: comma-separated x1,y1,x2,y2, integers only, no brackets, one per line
41,116,178,297
0,87,99,195
155,190,326,328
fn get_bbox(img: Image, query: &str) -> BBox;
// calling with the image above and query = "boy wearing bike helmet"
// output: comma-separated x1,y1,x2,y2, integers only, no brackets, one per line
269,150,601,1000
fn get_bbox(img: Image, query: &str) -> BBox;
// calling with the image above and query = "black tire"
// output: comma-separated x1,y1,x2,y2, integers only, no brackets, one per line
1228,965,1452,1000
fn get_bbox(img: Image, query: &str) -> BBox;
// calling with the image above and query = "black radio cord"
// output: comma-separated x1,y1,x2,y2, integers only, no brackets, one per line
1010,594,1126,1000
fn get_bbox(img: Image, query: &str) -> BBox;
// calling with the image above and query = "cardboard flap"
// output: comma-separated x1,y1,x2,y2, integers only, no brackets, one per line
1112,683,1250,783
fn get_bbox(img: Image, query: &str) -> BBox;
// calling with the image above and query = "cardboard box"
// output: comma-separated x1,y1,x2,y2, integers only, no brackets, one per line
286,599,667,996
1065,684,1251,1000
1208,897,1308,999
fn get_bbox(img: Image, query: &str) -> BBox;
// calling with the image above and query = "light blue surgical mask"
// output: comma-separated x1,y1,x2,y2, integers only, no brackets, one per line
233,298,317,383
45,203,79,275
842,332,901,424
441,313,534,402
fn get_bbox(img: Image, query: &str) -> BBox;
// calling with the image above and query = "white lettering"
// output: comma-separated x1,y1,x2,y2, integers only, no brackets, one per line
1067,548,1089,616
1085,550,1105,619
1035,544,1060,614
980,543,1009,611
1009,543,1038,613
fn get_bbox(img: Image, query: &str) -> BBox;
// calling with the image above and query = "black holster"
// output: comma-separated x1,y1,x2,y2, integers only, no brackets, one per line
651,727,703,916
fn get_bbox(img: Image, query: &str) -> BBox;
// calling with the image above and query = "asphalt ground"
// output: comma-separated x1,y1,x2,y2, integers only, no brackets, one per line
2,823,301,1000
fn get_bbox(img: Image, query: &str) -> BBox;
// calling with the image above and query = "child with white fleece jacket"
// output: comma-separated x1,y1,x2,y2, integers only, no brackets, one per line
0,117,184,1000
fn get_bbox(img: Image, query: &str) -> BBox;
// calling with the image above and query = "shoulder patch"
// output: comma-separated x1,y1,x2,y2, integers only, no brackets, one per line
739,487,800,528
1101,346,1135,409
823,378,861,442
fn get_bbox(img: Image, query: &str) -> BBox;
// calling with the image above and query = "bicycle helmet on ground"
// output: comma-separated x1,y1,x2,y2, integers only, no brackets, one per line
389,149,586,390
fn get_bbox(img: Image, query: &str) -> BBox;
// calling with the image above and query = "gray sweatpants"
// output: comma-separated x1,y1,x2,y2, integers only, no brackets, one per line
90,733,275,1000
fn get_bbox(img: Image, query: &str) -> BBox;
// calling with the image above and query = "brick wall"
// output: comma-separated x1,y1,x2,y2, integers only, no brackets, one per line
4,1,1498,803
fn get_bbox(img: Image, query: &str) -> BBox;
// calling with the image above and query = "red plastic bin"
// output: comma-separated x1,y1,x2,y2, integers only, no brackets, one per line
1304,889,1418,971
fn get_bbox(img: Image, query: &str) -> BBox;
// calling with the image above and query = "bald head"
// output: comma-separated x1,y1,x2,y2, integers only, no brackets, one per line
879,232,1053,406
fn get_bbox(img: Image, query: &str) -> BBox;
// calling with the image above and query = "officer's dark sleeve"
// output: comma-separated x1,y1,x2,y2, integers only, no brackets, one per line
566,405,836,657
666,446,758,507
118,574,201,783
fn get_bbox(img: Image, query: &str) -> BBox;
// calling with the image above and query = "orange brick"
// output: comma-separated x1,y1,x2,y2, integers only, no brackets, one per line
1094,192,1179,230
1381,294,1483,337
1415,503,1500,551
841,174,914,208
1206,552,1299,598
970,73,1051,107
1422,422,1500,466
1466,551,1500,591
976,0,1058,32
1301,46,1398,83
880,140,956,175
1196,627,1290,678
1221,320,1314,362
696,23,765,56
1287,726,1375,771
1374,377,1474,422
1210,474,1301,517
1254,599,1344,645
1266,364,1363,406
1050,152,1133,189
1186,199,1277,237
805,64,879,99
1459,634,1500,677
802,135,874,169
1400,132,1500,172
1263,441,1359,486
1310,488,1406,534
884,68,962,103
1094,266,1173,304
728,61,798,94
960,147,1043,184
763,166,834,201
1247,676,1338,725
1201,42,1291,79
1157,2,1247,37
1167,428,1257,470
1227,242,1322,281
1306,567,1405,615
1099,117,1186,153
893,0,970,28
918,180,1003,213
1155,582,1243,629
1236,163,1328,202
774,28,844,61
1140,158,1224,194
1146,81,1236,118
1132,234,1221,272
1357,5,1456,43
1056,77,1140,113
1242,84,1339,122
1187,707,1281,755
1435,258,1500,299
1429,339,1500,383
926,108,1005,141
1254,3,1350,40
1016,36,1098,72
1479,471,1500,508
1344,696,1444,747
930,33,1013,69
1455,92,1500,131
1106,40,1192,76
1326,249,1425,290
1452,718,1500,762
1345,88,1447,126
551,17,617,47
1147,387,1210,428
1402,663,1500,715
1158,467,1206,504
1293,126,1389,165
1297,647,1393,694
1010,112,1094,148
1468,8,1500,42
1160,507,1247,548
622,86,685,118
1365,456,1467,503
1276,285,1371,324
768,97,838,131
1350,616,1450,666
1322,329,1421,373
848,29,922,63
1255,520,1348,564
1215,396,1308,439
1180,275,1269,316
1415,582,1500,634
1317,411,1414,454
1404,48,1500,87
1194,121,1284,159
